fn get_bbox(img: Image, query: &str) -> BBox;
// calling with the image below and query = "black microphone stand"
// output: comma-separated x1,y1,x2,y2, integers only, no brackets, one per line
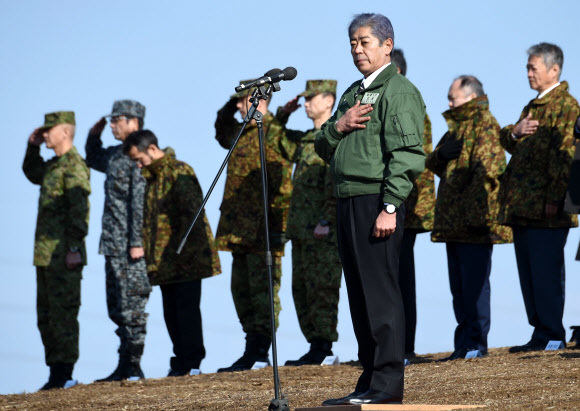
178,84,289,411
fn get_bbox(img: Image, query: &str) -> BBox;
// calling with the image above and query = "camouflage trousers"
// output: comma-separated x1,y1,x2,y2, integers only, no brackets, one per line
36,263,82,365
231,252,282,337
291,239,342,342
105,256,151,363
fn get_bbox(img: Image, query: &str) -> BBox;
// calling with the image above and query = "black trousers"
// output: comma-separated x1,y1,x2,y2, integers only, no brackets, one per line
512,227,568,343
160,280,205,371
446,242,492,353
398,229,418,355
337,194,405,399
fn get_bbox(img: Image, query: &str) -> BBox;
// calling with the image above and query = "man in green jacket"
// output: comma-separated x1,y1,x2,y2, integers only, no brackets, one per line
315,13,426,406
23,111,91,390
214,83,293,372
276,79,343,366
426,75,512,361
391,48,436,360
498,43,580,353
124,130,221,376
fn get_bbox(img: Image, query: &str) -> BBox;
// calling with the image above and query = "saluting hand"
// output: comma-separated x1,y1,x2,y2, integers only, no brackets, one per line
90,117,107,136
373,210,396,238
28,128,44,146
282,96,301,114
335,101,372,133
513,113,539,138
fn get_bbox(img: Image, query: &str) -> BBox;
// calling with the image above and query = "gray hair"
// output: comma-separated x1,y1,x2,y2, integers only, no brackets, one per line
455,75,485,97
527,42,563,77
348,13,394,45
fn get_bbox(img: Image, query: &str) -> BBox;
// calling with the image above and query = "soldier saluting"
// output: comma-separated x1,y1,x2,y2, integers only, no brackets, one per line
23,111,91,390
85,100,151,381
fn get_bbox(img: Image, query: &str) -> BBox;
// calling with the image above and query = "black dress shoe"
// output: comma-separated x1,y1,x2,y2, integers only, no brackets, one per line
348,389,402,405
508,339,547,353
322,390,365,406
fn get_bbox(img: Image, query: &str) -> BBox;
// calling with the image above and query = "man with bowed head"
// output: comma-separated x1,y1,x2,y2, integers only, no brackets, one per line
499,43,580,353
124,129,221,376
23,111,91,390
315,13,426,405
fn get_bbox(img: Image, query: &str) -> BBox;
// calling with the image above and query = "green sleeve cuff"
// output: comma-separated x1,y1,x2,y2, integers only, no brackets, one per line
382,193,404,209
328,121,345,141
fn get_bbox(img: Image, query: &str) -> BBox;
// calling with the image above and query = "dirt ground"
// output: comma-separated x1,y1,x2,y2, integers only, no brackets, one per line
1,346,578,410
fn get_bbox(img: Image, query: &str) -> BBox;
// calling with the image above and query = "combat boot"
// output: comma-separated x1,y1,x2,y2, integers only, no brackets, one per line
217,334,271,372
95,356,144,382
285,339,333,366
40,363,74,391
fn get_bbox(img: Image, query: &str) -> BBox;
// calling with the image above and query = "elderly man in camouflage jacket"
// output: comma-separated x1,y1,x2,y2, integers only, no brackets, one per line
499,43,580,353
426,76,512,361
85,100,151,381
391,49,436,359
276,79,343,366
23,111,91,390
124,129,221,376
214,84,293,372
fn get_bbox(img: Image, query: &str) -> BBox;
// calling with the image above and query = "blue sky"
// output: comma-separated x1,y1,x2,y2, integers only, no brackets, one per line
1,0,580,395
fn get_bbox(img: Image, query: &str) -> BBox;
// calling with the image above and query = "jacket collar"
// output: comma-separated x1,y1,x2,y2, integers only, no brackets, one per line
360,63,398,92
532,81,569,105
443,95,489,122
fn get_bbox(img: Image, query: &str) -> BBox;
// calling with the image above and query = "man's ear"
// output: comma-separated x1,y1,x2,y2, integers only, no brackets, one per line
383,38,394,55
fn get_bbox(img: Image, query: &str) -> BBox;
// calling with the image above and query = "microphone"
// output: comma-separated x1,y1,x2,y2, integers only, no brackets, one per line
235,67,298,92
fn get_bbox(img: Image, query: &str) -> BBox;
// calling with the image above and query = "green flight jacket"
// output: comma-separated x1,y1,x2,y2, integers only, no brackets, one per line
141,148,221,285
22,145,91,266
314,63,426,207
404,114,436,232
426,96,512,244
499,81,580,228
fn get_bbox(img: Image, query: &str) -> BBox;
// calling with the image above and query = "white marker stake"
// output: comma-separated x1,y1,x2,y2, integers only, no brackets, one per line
321,356,339,366
545,340,565,350
465,350,483,359
189,369,201,376
251,361,269,370
64,380,78,389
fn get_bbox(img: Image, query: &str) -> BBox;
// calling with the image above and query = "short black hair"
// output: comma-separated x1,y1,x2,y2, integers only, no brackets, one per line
125,116,144,130
391,48,407,76
123,129,158,155
455,75,485,97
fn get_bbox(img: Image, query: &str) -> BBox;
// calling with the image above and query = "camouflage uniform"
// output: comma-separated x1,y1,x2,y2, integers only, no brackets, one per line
427,96,512,244
426,95,511,354
274,79,342,345
398,114,435,355
22,111,91,366
499,81,579,344
215,94,293,338
141,147,221,371
85,100,151,365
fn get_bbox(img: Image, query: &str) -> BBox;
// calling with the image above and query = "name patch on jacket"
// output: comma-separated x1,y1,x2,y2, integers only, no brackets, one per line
361,93,379,104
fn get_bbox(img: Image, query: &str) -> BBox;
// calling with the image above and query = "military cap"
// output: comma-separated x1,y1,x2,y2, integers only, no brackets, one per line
298,80,337,98
107,100,146,118
40,111,76,129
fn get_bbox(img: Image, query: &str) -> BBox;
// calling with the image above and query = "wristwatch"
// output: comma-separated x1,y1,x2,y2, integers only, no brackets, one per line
69,246,80,253
318,219,330,227
383,203,397,214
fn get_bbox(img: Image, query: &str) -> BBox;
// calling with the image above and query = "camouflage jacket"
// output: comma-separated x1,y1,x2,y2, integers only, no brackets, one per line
214,105,293,253
275,115,337,242
426,96,512,244
404,114,436,232
141,148,221,285
85,134,145,256
499,81,580,228
23,145,91,266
